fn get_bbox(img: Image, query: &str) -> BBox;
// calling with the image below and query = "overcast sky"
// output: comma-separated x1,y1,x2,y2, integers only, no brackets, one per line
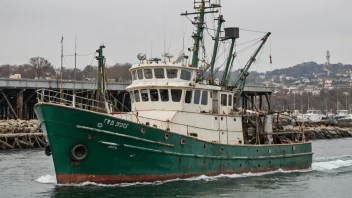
1,0,351,72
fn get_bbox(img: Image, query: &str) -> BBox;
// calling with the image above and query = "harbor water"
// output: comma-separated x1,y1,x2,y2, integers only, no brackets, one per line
1,138,352,198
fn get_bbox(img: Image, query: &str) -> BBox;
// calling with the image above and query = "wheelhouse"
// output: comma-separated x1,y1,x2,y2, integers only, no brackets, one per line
126,62,235,115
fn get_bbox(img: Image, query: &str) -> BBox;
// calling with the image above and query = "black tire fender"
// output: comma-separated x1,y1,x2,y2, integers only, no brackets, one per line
70,143,88,161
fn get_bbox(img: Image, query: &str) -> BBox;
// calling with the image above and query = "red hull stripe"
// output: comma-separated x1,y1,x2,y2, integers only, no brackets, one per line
56,165,311,184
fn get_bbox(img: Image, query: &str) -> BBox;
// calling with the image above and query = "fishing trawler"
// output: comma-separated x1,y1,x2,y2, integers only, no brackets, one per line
34,1,312,184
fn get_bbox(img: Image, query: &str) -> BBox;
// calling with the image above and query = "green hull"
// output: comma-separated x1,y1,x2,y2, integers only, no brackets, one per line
34,103,313,184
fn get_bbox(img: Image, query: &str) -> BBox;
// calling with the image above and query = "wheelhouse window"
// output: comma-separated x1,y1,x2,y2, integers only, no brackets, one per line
171,89,182,102
185,90,192,104
166,69,178,79
154,68,165,79
141,89,149,101
150,89,159,101
131,71,137,81
228,95,232,106
144,69,153,79
180,70,191,80
137,70,143,79
201,91,208,105
134,90,140,102
129,91,134,103
194,90,200,104
160,89,169,101
221,94,227,106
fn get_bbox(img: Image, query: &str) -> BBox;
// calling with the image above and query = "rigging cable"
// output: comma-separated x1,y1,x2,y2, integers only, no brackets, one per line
63,52,96,57
239,28,267,34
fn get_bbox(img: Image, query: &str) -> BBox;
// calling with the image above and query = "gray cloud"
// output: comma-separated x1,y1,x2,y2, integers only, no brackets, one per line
1,0,351,73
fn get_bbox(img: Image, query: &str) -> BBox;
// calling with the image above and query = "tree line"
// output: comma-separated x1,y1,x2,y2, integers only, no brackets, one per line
0,57,133,82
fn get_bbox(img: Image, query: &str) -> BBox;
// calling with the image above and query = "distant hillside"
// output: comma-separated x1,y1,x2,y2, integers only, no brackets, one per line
266,62,352,78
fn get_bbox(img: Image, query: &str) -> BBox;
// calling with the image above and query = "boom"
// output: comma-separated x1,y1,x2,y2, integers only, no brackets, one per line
231,32,271,96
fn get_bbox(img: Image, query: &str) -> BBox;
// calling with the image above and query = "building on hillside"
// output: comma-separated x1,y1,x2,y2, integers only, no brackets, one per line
9,74,21,79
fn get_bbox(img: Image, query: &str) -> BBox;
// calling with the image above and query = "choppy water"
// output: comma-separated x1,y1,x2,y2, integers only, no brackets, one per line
1,139,352,198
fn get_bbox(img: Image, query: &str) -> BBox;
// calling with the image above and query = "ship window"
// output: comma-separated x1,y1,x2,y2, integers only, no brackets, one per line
221,94,227,106
201,91,208,105
185,90,192,103
171,89,182,102
150,89,159,101
129,91,134,103
180,70,191,80
134,90,140,102
141,89,149,101
154,68,165,79
131,71,137,81
228,95,232,106
144,69,153,79
137,69,143,79
166,69,178,79
194,90,201,104
160,89,169,102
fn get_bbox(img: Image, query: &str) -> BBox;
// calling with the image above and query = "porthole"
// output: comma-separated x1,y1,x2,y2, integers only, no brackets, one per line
141,128,146,134
164,133,169,140
180,139,186,145
220,147,224,153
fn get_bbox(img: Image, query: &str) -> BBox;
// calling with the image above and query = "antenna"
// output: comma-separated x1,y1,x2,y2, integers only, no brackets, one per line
163,4,166,62
150,42,153,59
60,35,64,80
74,34,77,94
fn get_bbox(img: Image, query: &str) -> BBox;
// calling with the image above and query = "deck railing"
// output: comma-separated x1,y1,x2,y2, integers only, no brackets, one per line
36,89,112,113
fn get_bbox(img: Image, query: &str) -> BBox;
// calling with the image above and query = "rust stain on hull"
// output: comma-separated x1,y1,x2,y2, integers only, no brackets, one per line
56,165,311,184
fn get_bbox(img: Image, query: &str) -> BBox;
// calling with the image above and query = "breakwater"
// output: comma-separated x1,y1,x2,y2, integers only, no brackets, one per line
1,120,352,150
284,126,352,140
0,119,45,150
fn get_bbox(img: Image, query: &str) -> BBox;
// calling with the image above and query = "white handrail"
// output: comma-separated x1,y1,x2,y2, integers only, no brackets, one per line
36,89,114,113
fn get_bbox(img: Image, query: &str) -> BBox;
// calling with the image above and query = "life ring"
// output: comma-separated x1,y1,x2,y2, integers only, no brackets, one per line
45,144,52,156
70,143,88,161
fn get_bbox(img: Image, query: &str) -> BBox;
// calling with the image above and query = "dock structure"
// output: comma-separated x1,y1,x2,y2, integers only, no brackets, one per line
0,78,273,120
240,85,274,112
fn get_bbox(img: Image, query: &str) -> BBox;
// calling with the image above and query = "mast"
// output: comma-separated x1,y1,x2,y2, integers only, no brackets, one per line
95,44,111,113
231,32,271,96
191,1,204,68
96,44,106,97
210,15,224,82
181,1,218,68
221,37,236,86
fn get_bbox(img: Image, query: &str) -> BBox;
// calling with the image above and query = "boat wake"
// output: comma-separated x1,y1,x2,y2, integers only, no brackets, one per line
35,156,352,187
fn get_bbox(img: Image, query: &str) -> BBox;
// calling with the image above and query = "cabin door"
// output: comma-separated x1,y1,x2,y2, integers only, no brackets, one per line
212,91,219,114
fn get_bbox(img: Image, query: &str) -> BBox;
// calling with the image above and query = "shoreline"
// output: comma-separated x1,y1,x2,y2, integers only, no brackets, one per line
1,120,352,150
